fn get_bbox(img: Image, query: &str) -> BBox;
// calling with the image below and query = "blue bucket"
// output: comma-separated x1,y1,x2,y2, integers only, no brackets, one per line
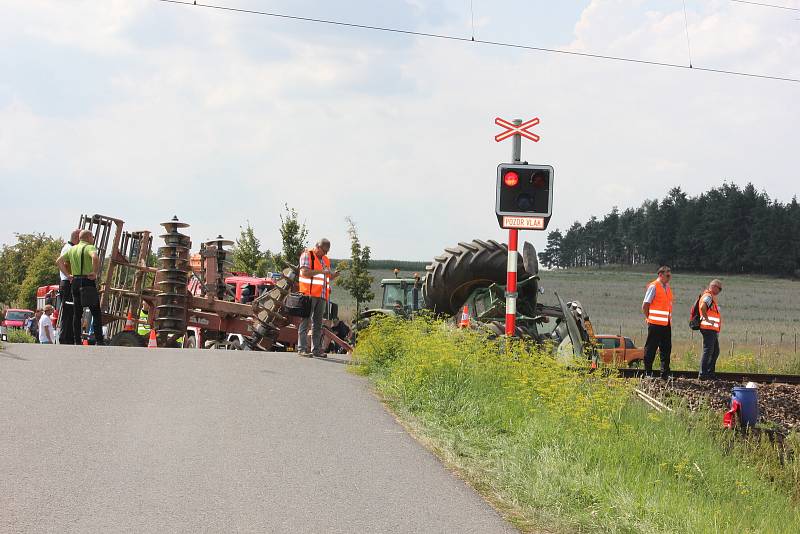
732,387,759,427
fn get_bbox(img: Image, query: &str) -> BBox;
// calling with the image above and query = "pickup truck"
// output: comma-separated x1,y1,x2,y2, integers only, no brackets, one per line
595,335,644,366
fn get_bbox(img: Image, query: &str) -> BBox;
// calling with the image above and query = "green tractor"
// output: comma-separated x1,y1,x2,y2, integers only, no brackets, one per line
354,271,425,331
354,239,595,360
423,239,596,360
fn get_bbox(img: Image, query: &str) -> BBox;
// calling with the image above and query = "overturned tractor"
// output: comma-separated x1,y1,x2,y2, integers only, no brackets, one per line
423,239,595,358
354,238,594,358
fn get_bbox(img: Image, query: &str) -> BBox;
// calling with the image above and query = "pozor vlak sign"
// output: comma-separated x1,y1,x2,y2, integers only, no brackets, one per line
495,163,554,230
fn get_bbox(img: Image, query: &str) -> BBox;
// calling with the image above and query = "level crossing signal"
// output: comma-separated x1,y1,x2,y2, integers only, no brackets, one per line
495,163,554,230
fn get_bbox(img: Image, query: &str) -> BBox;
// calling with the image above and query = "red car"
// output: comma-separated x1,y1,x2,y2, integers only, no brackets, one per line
2,308,35,329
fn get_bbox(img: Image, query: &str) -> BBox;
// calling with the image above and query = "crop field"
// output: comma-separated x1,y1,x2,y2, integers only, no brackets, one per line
333,265,800,373
540,269,800,373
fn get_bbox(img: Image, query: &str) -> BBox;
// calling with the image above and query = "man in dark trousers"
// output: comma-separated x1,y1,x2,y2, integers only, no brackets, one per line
698,279,724,379
57,228,81,344
641,266,673,379
57,229,105,346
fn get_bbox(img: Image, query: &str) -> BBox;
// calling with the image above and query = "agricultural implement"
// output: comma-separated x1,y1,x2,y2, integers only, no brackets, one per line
77,213,351,353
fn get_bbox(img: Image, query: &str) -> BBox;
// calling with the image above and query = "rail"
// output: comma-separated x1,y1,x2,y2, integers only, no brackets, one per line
617,368,800,385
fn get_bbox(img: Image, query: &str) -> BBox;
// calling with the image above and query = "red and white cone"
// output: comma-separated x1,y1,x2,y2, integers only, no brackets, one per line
124,311,135,332
147,329,158,349
458,305,470,328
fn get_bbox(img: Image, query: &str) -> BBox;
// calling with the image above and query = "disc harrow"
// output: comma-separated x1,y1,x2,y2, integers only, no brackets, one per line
155,216,192,338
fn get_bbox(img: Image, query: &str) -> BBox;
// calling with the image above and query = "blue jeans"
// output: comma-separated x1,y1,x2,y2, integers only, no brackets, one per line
700,330,720,377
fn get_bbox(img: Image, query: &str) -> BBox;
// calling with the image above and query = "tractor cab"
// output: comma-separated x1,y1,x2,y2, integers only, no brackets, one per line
380,276,425,316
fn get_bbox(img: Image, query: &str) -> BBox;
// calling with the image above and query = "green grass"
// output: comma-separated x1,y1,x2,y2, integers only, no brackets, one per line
354,316,800,533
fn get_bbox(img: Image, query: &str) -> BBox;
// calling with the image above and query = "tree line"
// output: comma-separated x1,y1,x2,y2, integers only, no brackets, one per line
538,183,800,276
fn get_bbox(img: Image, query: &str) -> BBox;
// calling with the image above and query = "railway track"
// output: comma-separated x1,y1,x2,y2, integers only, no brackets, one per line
617,368,800,385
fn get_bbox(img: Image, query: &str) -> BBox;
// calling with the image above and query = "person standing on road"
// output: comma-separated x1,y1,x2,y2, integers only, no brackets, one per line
698,279,724,380
57,229,81,344
297,239,339,358
38,305,55,344
27,309,42,342
57,230,105,346
641,266,673,379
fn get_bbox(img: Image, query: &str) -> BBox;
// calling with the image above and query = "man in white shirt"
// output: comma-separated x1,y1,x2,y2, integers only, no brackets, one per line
57,229,81,344
38,305,55,344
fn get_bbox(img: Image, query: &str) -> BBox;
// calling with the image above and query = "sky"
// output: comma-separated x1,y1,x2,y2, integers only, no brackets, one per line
1,0,798,262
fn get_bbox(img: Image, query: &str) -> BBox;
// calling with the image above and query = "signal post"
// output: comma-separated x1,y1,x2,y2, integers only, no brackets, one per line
494,117,553,336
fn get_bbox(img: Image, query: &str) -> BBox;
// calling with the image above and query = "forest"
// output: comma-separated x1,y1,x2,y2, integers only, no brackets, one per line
537,183,800,276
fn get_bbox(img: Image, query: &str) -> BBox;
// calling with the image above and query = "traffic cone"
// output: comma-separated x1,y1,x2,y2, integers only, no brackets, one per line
458,305,470,328
147,329,158,349
124,311,135,332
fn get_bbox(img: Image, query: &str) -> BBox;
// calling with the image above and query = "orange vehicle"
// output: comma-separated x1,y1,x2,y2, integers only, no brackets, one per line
595,335,645,366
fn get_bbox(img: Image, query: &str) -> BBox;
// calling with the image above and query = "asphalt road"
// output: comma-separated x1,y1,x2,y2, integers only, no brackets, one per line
0,343,515,533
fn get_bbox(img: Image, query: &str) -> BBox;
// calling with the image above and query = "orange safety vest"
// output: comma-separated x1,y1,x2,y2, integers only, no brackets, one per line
699,291,722,332
645,279,673,326
298,250,332,299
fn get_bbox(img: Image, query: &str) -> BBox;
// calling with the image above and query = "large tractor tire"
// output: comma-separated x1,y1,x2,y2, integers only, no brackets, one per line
424,239,537,316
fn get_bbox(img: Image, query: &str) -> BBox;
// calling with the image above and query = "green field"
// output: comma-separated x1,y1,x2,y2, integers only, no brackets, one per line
333,266,800,372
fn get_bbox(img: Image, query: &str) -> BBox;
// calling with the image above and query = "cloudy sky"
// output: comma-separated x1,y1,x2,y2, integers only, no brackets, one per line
1,0,798,261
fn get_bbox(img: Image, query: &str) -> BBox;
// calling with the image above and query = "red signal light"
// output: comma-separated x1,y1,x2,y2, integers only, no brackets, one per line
503,171,519,187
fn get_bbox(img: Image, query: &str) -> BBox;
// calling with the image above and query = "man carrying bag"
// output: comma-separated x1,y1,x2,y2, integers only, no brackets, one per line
296,239,339,357
57,230,105,346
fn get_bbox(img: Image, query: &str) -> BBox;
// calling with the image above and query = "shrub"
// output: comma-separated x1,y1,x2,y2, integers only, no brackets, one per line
6,328,36,343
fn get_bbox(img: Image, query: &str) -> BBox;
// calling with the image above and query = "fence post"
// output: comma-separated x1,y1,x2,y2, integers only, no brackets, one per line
745,330,748,344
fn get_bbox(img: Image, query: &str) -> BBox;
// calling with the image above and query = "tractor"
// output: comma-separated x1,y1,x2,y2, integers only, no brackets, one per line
428,240,595,359
354,238,595,360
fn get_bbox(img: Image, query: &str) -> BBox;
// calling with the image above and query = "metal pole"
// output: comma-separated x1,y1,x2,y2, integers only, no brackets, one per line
505,120,522,337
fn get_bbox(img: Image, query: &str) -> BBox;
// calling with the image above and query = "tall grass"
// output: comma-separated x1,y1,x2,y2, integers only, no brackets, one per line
354,316,800,533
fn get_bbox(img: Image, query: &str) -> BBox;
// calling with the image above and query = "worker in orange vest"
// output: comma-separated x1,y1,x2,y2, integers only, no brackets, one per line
641,266,673,379
698,279,723,380
297,239,339,358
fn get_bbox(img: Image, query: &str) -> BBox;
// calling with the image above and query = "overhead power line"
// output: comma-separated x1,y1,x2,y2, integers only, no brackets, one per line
157,0,800,84
729,0,800,11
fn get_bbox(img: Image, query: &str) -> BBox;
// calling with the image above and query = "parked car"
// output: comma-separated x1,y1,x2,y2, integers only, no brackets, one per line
595,335,644,366
2,308,34,329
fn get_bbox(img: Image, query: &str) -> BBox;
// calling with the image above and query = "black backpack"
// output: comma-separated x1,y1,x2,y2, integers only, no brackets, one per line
688,293,703,331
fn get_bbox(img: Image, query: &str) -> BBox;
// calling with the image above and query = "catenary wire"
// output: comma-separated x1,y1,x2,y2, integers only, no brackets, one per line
156,0,800,84
729,0,800,11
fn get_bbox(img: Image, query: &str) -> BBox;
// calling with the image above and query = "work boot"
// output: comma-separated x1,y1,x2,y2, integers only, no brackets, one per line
313,352,327,359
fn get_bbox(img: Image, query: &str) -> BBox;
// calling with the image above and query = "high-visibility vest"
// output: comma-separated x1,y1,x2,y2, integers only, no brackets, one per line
645,279,673,326
699,291,722,332
137,310,151,336
298,251,331,299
